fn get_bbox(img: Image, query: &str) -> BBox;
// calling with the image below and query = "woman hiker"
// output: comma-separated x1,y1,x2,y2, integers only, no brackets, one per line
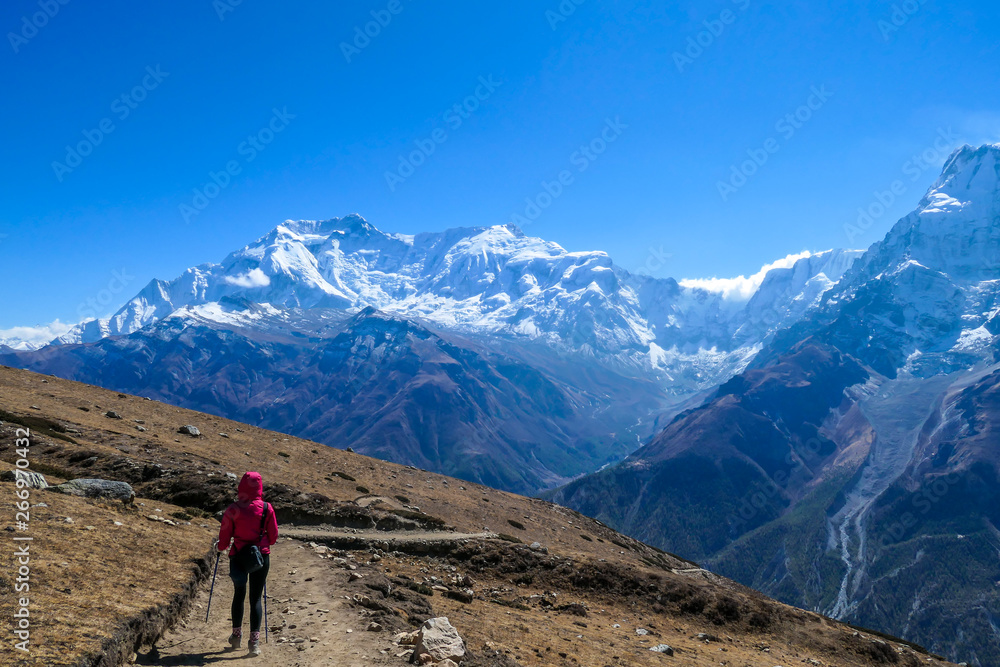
216,471,279,656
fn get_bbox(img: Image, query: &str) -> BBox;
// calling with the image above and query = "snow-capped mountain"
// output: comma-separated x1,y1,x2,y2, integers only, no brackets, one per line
553,144,1000,665
45,215,860,393
763,143,1000,378
0,211,866,496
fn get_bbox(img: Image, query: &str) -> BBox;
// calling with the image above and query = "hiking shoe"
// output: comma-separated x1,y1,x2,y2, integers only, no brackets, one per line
248,639,261,656
226,633,241,650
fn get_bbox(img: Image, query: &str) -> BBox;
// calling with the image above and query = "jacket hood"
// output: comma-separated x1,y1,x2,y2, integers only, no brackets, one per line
237,471,263,501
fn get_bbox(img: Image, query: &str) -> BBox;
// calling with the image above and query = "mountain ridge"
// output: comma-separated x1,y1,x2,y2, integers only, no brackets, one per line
4,215,862,401
552,143,1000,664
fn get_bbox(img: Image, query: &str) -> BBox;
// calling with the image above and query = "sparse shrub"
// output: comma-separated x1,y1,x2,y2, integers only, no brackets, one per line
332,471,356,481
842,633,900,664
171,511,193,521
497,533,522,544
579,534,593,541
356,486,370,494
278,451,290,458
748,609,772,629
394,495,410,504
25,460,73,479
680,594,707,615
399,580,433,596
0,409,77,444
68,451,100,464
507,519,525,530
559,603,587,617
490,598,529,611
708,595,742,625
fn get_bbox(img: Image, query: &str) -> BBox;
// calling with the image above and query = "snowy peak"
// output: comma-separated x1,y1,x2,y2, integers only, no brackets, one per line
740,248,863,335
762,143,1000,378
929,143,1000,199
35,212,862,390
848,143,1000,285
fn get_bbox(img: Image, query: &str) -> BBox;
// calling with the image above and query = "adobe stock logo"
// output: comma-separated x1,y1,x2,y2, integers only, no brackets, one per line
77,269,135,321
545,0,586,30
340,0,408,63
843,127,962,244
877,0,930,41
51,66,170,182
633,246,672,277
179,107,295,223
7,0,70,54
509,117,628,228
213,0,244,21
673,0,751,73
384,75,503,192
717,85,832,202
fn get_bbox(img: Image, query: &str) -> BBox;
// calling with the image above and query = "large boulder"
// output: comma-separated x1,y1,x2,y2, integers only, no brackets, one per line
411,617,465,664
52,479,135,504
177,425,201,436
0,469,49,489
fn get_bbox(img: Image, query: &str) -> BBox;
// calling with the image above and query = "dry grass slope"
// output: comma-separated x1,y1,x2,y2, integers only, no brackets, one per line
0,463,210,666
0,366,956,667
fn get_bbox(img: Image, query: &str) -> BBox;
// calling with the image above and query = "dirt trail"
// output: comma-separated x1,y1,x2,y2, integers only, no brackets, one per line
139,536,397,666
282,527,496,544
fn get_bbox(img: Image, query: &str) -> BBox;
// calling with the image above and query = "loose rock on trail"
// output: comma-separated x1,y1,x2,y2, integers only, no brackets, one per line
142,535,397,666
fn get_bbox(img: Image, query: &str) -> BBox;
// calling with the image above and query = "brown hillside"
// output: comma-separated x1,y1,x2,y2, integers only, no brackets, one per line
0,365,955,667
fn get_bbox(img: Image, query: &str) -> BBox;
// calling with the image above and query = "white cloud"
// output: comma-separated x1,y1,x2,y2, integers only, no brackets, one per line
0,319,75,349
224,268,271,288
680,250,814,300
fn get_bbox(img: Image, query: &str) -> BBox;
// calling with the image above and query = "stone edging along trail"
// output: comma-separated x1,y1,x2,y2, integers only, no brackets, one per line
72,549,215,667
281,527,497,548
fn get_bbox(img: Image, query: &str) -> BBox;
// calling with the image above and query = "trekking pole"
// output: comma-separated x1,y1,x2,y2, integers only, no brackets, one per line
205,552,220,622
263,581,269,643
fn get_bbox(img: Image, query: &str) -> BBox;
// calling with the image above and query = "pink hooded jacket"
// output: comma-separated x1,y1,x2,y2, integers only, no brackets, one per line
218,472,279,557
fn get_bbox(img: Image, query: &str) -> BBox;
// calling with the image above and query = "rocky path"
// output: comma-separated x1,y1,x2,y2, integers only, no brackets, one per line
282,527,496,545
139,536,398,666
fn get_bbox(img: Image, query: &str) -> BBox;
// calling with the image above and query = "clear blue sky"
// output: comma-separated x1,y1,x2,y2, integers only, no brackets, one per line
2,0,998,330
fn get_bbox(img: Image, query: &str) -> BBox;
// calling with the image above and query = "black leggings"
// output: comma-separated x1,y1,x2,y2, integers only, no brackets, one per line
231,555,269,632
